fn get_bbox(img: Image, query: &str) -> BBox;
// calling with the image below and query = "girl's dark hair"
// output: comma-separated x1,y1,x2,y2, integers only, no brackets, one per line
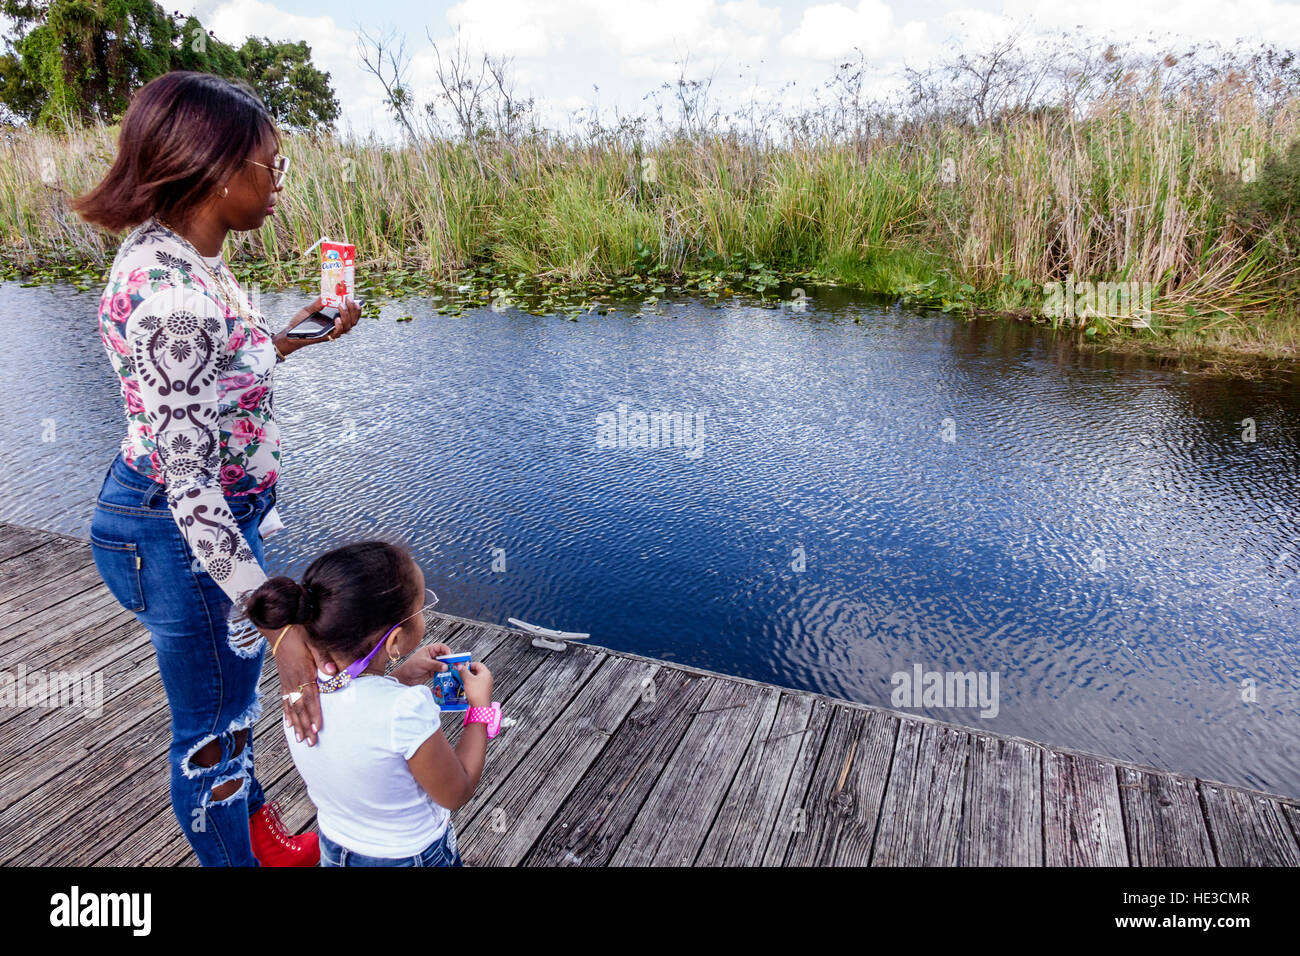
245,541,422,659
72,71,280,232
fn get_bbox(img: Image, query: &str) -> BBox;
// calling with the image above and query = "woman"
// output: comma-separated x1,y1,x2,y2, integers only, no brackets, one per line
72,71,361,866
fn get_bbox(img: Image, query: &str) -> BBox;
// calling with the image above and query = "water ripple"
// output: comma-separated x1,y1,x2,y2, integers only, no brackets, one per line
2,282,1298,794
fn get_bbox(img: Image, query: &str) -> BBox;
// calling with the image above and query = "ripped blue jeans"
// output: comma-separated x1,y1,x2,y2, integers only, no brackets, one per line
89,451,275,867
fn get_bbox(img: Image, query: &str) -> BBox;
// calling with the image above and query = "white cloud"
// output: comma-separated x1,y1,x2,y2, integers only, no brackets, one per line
444,0,561,57
781,0,933,66
1001,0,1300,45
18,0,1297,139
442,0,778,67
724,0,783,35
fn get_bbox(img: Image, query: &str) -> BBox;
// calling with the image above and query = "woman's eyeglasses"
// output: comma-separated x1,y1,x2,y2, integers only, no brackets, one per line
246,154,290,188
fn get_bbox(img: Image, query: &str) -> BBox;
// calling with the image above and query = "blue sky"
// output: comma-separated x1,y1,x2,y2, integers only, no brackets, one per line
10,0,1300,138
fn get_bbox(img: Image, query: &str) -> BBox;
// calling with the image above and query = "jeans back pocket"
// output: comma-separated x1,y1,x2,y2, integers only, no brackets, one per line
89,530,147,613
225,495,257,522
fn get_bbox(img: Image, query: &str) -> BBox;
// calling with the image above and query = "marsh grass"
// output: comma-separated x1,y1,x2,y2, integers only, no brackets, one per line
1,36,1298,363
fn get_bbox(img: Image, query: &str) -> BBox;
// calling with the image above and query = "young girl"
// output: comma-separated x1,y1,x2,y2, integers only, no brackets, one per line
245,540,498,866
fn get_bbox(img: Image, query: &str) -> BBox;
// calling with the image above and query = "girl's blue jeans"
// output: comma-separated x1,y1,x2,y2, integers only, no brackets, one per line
89,451,276,867
319,824,464,867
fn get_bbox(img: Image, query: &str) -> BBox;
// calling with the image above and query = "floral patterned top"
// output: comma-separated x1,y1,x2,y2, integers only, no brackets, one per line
96,217,280,642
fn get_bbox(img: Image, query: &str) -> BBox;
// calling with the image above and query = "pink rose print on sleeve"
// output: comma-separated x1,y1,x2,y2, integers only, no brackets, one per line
109,292,133,324
123,278,270,610
102,320,131,357
237,385,268,410
124,384,145,416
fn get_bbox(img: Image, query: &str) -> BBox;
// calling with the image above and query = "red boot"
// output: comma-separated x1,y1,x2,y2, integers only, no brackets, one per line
250,800,320,866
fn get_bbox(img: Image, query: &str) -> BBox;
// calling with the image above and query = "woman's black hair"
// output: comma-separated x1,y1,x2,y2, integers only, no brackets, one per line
245,540,422,659
72,70,280,232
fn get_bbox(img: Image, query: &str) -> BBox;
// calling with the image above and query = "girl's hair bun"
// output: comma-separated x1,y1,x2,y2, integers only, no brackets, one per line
244,575,309,631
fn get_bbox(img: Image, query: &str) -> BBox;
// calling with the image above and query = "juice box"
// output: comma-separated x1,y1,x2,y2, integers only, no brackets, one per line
320,240,355,309
432,653,472,711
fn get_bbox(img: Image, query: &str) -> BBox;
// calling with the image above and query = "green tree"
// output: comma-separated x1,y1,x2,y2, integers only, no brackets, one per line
0,0,338,131
238,36,339,134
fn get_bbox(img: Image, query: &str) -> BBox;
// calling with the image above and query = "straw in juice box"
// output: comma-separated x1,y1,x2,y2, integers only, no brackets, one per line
319,238,355,309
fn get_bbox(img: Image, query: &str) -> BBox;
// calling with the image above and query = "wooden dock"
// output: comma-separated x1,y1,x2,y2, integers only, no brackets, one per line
1,519,1298,866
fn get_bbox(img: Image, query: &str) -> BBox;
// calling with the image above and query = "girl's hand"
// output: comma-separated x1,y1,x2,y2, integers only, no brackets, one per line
460,661,494,709
269,626,336,746
391,642,453,686
279,296,361,351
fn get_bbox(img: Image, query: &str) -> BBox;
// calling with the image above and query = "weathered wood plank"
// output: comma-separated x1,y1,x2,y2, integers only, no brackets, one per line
0,611,149,736
0,634,165,817
695,691,815,866
0,541,97,607
1118,767,1215,866
760,697,834,866
1043,750,1128,866
959,733,1042,865
783,704,897,866
524,667,710,866
0,523,56,563
610,679,771,866
1282,803,1300,854
0,562,107,632
872,719,969,866
0,637,154,781
0,585,133,672
2,679,173,864
1200,783,1300,866
459,654,650,867
6,520,1300,868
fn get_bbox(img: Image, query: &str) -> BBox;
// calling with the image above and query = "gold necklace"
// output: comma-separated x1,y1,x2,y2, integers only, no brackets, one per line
155,217,271,336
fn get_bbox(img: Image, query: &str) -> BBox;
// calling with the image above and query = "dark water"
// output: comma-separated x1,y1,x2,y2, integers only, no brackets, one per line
3,280,1299,795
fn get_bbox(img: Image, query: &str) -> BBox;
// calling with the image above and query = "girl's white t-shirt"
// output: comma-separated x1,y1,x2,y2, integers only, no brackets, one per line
284,670,451,857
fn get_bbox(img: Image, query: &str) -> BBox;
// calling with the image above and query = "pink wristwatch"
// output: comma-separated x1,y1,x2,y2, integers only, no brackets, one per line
463,702,502,739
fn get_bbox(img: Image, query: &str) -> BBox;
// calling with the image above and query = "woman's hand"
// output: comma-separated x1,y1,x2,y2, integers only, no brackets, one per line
390,642,453,686
270,626,336,746
275,296,361,356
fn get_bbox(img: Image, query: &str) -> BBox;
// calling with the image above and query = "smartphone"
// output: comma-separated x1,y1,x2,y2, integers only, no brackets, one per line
286,299,365,339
